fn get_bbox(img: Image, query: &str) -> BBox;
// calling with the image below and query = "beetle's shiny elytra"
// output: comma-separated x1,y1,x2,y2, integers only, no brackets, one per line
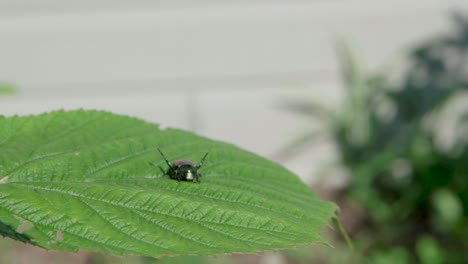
156,148,209,183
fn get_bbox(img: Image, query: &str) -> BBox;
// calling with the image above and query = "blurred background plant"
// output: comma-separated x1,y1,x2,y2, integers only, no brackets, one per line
280,12,468,264
0,83,16,96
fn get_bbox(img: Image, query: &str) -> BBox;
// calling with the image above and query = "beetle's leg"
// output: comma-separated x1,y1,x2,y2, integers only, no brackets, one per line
175,168,182,182
149,161,166,176
197,152,209,169
157,148,173,168
196,173,202,183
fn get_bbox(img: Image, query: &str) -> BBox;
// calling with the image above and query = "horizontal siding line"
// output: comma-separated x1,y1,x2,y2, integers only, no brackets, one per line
13,70,340,96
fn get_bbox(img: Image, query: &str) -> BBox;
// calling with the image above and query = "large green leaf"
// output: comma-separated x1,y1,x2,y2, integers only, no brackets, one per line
0,110,337,257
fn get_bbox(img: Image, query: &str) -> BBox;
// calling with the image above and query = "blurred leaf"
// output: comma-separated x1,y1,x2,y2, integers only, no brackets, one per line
279,99,333,121
337,41,361,88
461,112,468,123
370,247,410,264
0,110,337,258
409,134,433,164
342,109,371,147
416,236,444,264
353,151,398,186
453,12,468,46
336,39,366,105
431,188,463,231
0,83,16,95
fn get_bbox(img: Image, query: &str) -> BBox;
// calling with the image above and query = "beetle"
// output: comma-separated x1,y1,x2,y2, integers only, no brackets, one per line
155,148,209,183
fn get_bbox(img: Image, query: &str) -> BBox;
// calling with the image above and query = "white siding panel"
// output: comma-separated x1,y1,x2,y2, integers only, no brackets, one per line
0,1,466,92
0,92,191,129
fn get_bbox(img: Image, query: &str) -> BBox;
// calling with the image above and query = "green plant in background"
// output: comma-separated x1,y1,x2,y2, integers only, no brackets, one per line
0,110,337,259
0,83,16,96
282,13,468,263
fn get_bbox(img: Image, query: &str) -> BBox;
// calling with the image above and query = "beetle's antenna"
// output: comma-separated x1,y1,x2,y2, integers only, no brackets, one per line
157,148,172,168
149,161,167,176
197,152,209,168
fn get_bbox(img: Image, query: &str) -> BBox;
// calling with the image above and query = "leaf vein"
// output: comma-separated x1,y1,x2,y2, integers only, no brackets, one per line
10,183,305,237
76,197,172,251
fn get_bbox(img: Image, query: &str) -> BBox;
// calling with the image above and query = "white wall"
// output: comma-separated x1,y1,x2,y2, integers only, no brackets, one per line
0,0,466,181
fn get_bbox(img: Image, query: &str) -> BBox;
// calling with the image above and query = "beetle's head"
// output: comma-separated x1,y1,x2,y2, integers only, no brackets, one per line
178,164,198,181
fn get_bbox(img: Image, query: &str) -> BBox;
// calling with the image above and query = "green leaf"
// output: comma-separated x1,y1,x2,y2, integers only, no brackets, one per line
0,110,336,257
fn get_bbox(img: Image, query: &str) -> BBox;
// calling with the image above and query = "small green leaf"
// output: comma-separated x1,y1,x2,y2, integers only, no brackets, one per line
0,110,336,257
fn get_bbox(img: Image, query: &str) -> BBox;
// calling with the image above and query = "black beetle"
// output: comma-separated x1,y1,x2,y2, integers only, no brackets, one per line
156,148,209,183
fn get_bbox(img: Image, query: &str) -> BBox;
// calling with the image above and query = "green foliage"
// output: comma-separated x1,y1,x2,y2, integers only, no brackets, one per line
416,236,444,264
369,247,410,264
282,13,468,263
0,83,16,96
0,110,336,258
